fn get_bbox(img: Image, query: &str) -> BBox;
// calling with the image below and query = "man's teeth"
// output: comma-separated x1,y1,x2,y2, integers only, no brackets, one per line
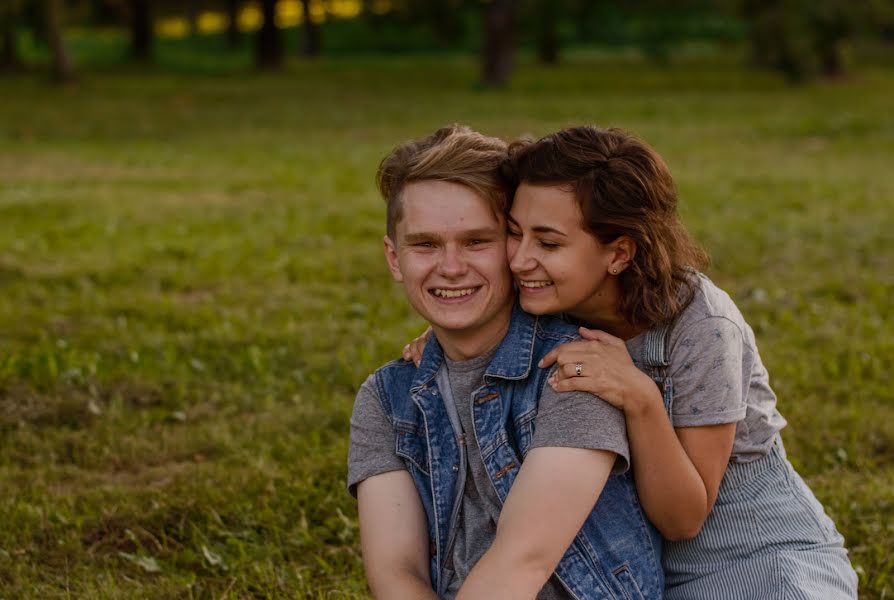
433,288,475,298
519,280,553,288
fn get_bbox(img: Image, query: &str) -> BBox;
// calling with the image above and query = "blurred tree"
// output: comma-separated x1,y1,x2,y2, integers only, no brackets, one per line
482,0,515,86
536,0,560,64
256,0,283,68
46,0,75,82
300,0,321,57
572,0,597,42
809,0,852,77
226,0,242,48
0,1,24,71
429,0,466,47
739,0,882,81
130,0,153,61
187,0,201,36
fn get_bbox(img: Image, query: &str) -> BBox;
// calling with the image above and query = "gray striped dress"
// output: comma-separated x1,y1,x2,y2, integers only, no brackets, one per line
630,275,858,599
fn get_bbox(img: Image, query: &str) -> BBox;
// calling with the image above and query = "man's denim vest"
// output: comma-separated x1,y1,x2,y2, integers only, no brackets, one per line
372,304,664,599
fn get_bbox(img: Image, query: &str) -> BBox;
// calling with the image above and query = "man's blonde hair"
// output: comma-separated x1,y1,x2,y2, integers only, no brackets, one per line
377,125,509,240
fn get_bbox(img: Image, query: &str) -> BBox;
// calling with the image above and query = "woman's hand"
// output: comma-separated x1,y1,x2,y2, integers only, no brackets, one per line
401,327,432,367
539,326,659,412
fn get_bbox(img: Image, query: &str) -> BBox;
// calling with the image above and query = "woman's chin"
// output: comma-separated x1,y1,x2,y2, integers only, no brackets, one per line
518,295,555,315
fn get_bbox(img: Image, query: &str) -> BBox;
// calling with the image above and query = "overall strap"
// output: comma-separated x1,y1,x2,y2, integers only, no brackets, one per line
641,320,675,422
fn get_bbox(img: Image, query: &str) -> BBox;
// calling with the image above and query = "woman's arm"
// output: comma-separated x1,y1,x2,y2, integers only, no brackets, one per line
542,327,736,540
621,376,734,539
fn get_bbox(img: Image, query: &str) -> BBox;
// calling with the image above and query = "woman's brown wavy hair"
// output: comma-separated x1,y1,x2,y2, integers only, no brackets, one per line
504,126,708,329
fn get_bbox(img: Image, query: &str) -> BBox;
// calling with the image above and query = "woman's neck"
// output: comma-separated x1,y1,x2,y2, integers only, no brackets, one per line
570,308,643,341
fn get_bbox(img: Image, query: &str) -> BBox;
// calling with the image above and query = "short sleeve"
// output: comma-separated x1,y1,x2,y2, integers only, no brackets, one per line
531,375,630,474
347,374,407,497
667,316,746,428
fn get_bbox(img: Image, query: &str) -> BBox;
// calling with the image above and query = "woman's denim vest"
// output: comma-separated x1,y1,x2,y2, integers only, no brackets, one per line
372,304,664,599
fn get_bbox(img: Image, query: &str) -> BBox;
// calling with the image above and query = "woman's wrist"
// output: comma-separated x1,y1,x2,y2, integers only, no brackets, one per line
621,372,664,419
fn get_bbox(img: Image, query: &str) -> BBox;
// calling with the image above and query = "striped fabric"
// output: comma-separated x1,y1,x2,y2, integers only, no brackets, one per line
641,323,859,599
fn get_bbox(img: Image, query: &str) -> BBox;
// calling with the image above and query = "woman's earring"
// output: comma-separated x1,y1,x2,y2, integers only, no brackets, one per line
611,268,619,275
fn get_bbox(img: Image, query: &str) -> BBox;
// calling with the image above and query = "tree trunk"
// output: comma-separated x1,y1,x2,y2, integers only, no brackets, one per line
481,0,515,86
300,0,321,57
187,0,200,37
1,22,23,71
46,0,74,82
575,0,596,42
536,0,559,64
130,0,153,61
256,0,283,69
226,0,241,48
817,38,844,77
430,0,463,47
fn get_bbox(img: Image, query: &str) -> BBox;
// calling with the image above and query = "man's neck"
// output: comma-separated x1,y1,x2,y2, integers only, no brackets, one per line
434,306,513,362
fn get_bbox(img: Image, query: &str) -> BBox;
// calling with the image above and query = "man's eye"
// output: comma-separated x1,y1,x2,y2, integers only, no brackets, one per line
413,242,435,248
507,229,521,238
469,239,490,246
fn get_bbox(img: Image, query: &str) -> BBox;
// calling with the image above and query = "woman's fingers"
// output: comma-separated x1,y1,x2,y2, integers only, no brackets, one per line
578,326,624,347
402,326,433,367
538,339,598,368
539,347,559,368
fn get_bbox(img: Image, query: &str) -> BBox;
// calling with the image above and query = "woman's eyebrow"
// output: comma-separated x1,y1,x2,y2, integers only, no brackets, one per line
532,225,568,237
507,215,566,236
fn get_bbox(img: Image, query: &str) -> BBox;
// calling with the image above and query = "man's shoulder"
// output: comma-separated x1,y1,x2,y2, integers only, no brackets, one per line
371,356,417,375
366,357,418,392
360,358,423,416
533,313,580,342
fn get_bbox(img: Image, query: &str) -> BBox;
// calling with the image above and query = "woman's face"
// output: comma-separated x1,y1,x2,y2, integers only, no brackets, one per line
507,182,620,321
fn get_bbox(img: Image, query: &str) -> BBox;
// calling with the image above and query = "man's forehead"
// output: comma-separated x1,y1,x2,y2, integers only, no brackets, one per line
398,186,504,234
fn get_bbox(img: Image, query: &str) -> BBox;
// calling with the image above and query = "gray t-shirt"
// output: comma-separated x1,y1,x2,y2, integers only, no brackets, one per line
348,348,629,599
625,273,787,462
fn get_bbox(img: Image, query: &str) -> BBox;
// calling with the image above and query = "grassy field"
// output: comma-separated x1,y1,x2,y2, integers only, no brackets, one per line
1,50,892,598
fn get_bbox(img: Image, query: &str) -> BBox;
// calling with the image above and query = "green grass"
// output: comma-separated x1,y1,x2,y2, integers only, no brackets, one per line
0,51,892,598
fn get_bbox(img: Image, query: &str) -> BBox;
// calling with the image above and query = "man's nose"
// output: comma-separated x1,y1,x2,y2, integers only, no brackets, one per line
438,245,468,277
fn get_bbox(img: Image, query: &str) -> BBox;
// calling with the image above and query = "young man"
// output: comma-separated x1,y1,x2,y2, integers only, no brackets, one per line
348,126,662,599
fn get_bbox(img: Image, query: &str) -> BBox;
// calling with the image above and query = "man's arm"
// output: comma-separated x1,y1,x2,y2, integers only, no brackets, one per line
357,470,439,600
456,447,615,600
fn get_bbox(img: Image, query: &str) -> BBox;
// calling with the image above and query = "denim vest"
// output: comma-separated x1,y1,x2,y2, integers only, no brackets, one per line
373,304,664,599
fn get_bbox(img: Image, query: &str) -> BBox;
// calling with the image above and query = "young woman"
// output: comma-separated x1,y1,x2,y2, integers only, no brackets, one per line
498,126,858,599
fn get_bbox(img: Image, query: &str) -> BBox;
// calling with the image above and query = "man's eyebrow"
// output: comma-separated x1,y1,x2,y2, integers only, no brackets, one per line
402,232,442,244
462,227,502,239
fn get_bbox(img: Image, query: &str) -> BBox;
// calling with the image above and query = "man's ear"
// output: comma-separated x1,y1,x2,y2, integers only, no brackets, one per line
383,235,404,282
610,236,636,273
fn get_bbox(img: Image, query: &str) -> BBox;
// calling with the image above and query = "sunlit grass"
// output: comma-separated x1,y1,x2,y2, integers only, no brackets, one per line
0,53,892,597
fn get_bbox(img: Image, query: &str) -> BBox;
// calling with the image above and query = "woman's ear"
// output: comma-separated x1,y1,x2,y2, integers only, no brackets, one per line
610,236,636,274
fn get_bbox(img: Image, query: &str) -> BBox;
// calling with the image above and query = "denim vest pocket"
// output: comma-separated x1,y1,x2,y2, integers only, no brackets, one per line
395,423,430,476
612,565,647,600
512,408,537,455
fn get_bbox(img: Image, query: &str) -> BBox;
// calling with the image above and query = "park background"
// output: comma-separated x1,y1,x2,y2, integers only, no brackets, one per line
1,0,892,598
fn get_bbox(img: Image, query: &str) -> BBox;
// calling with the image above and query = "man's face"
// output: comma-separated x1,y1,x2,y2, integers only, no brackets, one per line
384,180,514,341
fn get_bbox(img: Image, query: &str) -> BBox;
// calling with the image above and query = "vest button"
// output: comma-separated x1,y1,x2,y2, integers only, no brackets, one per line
452,464,459,472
